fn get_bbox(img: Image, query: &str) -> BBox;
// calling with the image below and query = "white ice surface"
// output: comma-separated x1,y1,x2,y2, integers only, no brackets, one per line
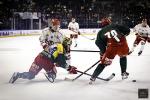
0,34,150,100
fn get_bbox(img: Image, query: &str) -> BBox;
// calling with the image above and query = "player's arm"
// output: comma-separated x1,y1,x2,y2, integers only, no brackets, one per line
95,30,107,59
133,25,140,35
39,28,50,48
76,23,80,35
148,29,150,38
76,23,79,31
58,32,64,43
68,22,72,30
39,28,49,42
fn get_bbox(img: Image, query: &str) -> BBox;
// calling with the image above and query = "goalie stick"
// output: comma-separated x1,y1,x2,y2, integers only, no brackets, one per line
72,60,100,81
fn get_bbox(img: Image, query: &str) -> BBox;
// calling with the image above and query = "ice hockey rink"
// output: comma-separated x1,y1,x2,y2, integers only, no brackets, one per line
0,32,150,100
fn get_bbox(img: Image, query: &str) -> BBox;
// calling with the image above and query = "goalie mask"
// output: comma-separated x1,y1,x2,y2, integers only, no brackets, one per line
49,19,60,31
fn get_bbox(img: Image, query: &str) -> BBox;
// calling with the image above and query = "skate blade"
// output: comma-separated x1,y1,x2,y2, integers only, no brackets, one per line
44,73,54,83
89,81,94,85
9,72,17,83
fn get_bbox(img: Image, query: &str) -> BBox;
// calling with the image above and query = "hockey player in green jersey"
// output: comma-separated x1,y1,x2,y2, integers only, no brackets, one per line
90,24,130,84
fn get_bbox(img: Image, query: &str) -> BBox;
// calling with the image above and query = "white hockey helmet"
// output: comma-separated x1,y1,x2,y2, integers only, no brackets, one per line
71,18,76,23
142,19,147,27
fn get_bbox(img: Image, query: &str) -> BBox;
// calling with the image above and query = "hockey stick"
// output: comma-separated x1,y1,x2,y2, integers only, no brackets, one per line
65,71,115,81
72,60,100,81
77,70,115,81
71,50,100,52
80,34,95,40
69,30,95,40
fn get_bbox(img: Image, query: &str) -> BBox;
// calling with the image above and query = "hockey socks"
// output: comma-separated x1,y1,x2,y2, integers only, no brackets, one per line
120,57,127,73
138,43,145,56
91,64,105,80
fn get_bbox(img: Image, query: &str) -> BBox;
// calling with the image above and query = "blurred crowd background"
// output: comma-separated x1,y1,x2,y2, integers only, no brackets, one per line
0,0,150,30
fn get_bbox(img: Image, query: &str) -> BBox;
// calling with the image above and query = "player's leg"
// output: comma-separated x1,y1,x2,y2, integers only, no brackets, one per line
9,54,46,83
44,67,57,83
9,62,42,83
118,42,129,79
128,35,141,55
9,72,35,84
62,38,72,65
41,56,57,82
90,64,106,82
74,34,78,47
89,46,116,83
138,40,146,56
70,34,76,47
120,56,129,79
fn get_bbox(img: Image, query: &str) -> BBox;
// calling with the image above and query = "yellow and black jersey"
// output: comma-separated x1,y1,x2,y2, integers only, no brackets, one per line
40,43,64,59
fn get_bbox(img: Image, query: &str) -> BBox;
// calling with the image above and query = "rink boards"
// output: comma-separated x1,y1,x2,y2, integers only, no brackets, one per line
0,29,134,38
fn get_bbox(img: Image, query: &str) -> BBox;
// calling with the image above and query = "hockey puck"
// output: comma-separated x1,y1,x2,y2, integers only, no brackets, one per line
132,80,136,82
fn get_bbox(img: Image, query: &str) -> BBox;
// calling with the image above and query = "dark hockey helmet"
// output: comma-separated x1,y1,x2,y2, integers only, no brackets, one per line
101,17,112,27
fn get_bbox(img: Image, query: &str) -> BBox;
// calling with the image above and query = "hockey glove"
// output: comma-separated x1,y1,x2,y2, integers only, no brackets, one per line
100,52,104,60
41,42,48,49
78,31,81,35
67,66,77,74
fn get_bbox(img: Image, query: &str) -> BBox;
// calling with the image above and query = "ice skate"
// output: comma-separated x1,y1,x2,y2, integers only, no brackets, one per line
44,71,56,83
138,51,143,56
128,51,133,55
9,72,20,83
89,78,96,84
74,43,77,47
121,72,129,80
